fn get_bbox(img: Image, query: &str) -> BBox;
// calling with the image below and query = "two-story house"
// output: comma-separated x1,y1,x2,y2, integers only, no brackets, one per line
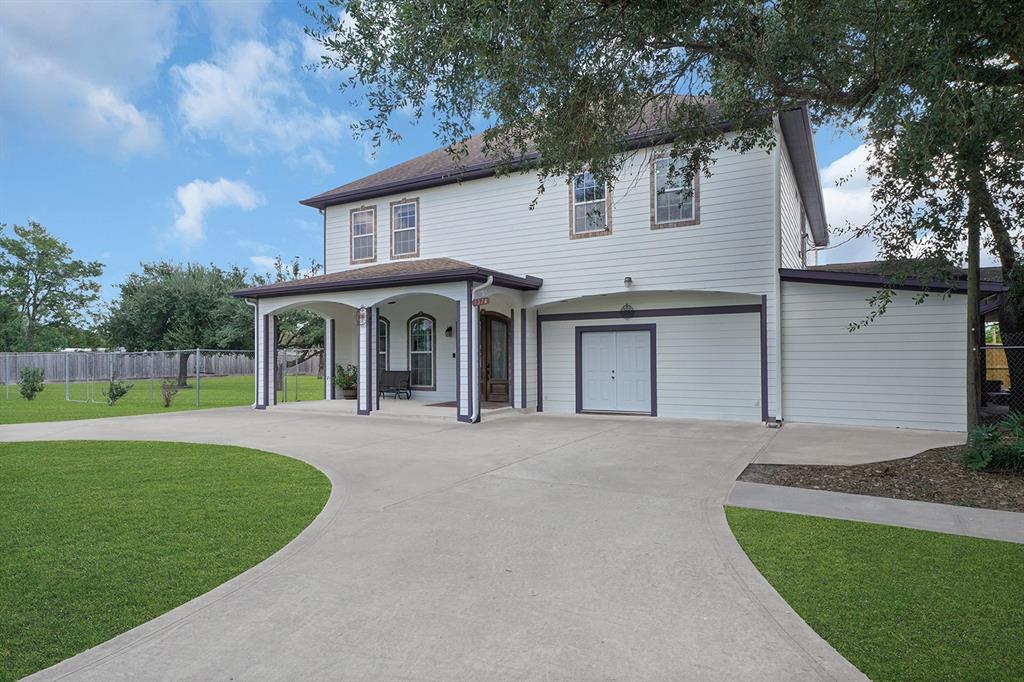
234,103,989,432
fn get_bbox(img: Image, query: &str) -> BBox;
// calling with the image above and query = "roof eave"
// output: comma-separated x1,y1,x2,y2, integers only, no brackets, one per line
780,267,1005,294
230,268,543,300
779,105,829,247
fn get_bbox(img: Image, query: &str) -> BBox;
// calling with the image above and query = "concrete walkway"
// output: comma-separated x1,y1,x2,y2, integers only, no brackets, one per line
753,422,965,466
729,482,1024,544
3,410,870,681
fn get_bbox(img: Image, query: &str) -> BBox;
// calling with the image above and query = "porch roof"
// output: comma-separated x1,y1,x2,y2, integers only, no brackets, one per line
231,257,543,299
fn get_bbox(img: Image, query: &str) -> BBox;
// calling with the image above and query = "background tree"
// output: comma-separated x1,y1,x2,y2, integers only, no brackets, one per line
0,221,104,351
0,292,24,353
104,263,253,386
306,0,1023,425
238,257,325,381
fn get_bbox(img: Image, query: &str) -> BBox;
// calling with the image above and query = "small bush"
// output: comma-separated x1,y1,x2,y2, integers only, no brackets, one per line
333,363,357,391
160,379,179,408
962,415,1024,473
103,380,134,406
18,367,45,401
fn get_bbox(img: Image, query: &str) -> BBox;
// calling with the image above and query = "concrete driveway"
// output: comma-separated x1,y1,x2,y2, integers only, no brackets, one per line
3,408,870,681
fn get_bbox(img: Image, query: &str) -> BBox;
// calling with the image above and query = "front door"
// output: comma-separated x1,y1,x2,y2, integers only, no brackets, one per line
480,312,510,403
581,330,652,413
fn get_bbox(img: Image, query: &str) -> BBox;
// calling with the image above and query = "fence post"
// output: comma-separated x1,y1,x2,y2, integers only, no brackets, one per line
195,348,201,406
65,353,70,401
150,352,155,403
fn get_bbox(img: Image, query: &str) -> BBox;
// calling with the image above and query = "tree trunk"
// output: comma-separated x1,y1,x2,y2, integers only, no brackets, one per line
966,205,980,429
176,351,191,388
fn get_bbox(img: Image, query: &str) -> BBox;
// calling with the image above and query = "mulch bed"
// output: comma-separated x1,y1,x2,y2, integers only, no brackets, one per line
740,446,1024,513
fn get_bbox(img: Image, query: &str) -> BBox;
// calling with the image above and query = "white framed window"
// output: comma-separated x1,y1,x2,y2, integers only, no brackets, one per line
390,198,419,258
570,172,611,237
377,317,390,370
651,155,699,228
350,207,376,263
407,314,435,389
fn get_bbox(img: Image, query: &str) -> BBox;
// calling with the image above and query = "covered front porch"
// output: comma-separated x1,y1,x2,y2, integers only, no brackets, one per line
231,258,542,423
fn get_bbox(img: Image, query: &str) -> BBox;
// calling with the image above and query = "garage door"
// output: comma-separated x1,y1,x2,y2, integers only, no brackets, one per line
580,329,653,414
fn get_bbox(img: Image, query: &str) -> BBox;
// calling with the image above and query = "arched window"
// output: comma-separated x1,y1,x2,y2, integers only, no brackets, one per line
407,313,435,390
377,317,390,370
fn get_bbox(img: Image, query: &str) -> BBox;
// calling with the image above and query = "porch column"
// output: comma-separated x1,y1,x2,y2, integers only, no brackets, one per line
456,283,474,422
255,306,269,409
372,307,380,411
324,318,335,400
269,315,278,405
357,306,372,415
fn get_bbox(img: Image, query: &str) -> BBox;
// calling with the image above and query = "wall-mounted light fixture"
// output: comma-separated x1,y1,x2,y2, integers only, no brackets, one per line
444,326,453,338
624,276,633,286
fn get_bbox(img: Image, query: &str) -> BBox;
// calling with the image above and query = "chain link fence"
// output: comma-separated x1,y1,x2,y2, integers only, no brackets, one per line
1,348,322,407
982,344,1024,419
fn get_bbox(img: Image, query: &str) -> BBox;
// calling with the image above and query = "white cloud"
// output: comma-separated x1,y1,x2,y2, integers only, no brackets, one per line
171,178,263,243
172,39,355,171
0,0,176,154
249,255,278,272
816,143,999,267
201,0,270,44
817,144,879,264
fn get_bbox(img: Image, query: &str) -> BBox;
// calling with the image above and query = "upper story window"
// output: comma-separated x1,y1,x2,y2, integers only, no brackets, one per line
407,313,435,390
651,155,699,229
390,198,419,259
570,172,612,238
350,207,376,264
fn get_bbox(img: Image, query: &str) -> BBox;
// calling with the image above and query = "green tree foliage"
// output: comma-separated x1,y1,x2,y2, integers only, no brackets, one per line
104,258,324,386
306,0,1022,422
0,221,104,350
104,263,254,385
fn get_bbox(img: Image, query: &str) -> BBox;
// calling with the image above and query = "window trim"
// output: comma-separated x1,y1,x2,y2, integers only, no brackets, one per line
568,172,613,240
649,152,700,230
377,316,390,371
389,197,421,259
406,312,436,391
349,205,377,264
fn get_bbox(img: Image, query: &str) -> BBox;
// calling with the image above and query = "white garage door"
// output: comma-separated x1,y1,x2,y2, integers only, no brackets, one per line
581,330,652,413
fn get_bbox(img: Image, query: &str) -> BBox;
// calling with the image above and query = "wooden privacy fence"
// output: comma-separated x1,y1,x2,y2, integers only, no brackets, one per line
1,349,322,385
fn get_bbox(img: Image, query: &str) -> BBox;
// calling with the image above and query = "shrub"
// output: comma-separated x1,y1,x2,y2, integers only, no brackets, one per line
18,367,45,401
160,379,179,408
961,415,1024,473
333,363,357,391
103,380,134,406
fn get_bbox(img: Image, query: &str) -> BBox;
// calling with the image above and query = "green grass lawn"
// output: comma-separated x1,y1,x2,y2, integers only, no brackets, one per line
0,374,325,424
0,440,331,681
726,507,1024,682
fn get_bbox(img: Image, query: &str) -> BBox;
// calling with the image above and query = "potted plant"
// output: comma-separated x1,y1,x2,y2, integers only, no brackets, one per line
334,363,358,399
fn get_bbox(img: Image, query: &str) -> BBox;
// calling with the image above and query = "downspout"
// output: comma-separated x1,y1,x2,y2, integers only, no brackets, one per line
244,298,258,408
469,276,494,422
772,117,785,426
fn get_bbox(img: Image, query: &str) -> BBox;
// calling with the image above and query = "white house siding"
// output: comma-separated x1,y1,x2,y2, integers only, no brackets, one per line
779,141,804,270
538,292,763,421
323,139,777,308
323,137,782,416
781,281,967,431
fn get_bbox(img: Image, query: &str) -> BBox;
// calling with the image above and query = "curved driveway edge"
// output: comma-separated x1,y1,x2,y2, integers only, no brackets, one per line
4,409,866,681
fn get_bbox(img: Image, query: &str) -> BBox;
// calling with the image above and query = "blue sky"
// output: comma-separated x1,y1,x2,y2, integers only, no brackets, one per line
0,0,872,303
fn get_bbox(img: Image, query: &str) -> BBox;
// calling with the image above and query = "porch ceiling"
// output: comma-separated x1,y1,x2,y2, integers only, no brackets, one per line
232,257,543,299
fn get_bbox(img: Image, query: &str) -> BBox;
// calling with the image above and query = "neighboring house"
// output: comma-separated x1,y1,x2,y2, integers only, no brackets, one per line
233,103,1001,431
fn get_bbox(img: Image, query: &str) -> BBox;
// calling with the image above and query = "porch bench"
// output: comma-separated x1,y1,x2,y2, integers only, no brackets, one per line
378,370,412,399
